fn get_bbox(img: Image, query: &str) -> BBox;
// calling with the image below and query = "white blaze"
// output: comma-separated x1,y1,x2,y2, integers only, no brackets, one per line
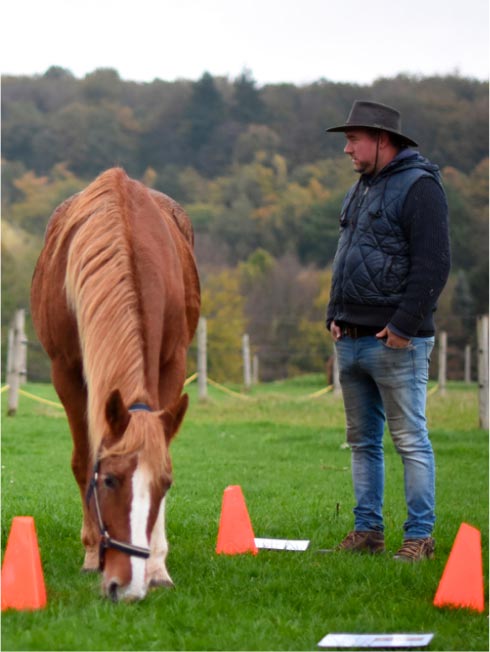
120,462,151,600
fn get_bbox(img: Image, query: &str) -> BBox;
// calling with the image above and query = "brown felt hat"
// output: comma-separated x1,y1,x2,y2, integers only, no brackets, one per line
326,100,418,147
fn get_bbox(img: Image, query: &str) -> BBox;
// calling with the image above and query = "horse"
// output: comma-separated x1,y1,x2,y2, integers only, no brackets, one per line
30,168,200,601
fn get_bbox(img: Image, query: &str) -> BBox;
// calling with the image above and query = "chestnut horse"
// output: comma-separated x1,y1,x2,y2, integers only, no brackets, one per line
31,168,200,601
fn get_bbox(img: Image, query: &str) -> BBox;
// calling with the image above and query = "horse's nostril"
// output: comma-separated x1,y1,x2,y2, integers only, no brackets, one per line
108,581,119,602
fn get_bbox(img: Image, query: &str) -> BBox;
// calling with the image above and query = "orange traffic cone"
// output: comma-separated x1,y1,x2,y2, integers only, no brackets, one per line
216,485,258,555
433,522,484,613
1,516,47,611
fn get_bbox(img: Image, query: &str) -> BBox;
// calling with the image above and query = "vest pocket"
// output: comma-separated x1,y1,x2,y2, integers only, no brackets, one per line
381,255,409,293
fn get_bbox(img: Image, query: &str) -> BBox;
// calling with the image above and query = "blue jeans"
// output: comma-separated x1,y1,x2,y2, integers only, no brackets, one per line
335,335,435,539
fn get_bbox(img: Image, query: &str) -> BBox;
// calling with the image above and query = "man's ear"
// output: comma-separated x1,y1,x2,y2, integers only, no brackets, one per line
378,130,392,149
160,394,189,445
105,389,130,446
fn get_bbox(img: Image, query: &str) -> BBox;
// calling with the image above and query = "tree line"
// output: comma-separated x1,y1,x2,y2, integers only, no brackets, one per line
3,67,488,179
2,68,488,382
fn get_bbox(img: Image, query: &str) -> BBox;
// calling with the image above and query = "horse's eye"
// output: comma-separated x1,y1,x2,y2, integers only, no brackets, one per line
103,474,118,490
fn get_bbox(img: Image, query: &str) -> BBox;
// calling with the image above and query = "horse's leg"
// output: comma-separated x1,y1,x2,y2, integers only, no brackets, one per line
147,496,174,588
146,350,187,587
51,360,100,571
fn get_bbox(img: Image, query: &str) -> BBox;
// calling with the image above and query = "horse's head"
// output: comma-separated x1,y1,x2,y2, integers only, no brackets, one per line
86,389,188,602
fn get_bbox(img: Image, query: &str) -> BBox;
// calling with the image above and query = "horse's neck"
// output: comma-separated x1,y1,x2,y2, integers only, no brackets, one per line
63,189,149,451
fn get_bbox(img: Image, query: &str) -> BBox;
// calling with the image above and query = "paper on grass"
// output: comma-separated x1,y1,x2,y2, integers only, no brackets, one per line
254,538,310,551
318,633,434,648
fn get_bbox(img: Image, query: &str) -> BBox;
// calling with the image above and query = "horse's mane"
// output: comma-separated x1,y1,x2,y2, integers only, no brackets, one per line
58,168,148,451
99,411,171,481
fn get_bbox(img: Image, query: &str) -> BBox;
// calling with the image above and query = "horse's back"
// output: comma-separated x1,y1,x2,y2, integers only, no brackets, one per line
31,168,200,369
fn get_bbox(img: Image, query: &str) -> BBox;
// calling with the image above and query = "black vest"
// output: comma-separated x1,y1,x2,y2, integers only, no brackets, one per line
329,152,443,323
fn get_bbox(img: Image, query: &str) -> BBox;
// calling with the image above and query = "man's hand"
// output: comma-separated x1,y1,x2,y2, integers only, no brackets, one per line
330,321,342,341
376,326,411,348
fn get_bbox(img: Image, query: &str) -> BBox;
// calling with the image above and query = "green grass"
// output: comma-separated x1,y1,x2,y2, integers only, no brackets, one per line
1,378,488,651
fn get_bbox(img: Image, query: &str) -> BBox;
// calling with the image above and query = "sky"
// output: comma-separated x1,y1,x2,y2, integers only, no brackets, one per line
2,0,488,86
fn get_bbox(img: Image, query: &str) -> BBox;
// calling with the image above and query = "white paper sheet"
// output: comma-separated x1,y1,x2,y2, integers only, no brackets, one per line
318,633,434,648
254,538,310,551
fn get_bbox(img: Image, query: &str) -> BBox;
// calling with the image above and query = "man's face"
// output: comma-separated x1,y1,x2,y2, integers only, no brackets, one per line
343,129,379,175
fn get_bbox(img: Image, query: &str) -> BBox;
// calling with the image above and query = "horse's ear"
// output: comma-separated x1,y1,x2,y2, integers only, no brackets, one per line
160,394,189,445
105,389,130,444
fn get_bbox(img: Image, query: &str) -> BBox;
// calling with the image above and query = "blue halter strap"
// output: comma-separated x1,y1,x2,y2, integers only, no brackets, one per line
128,403,152,412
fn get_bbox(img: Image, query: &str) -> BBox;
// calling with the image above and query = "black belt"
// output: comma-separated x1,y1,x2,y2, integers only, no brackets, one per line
340,323,380,339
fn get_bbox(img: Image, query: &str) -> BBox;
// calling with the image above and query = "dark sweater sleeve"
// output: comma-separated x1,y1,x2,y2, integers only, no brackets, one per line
388,177,451,337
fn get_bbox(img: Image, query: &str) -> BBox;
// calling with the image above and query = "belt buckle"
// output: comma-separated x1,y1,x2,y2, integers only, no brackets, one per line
342,325,355,338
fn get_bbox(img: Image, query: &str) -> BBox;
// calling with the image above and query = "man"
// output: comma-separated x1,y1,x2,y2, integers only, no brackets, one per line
325,100,450,561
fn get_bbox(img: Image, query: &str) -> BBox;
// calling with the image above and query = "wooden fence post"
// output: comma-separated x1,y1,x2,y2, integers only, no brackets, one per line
242,334,251,391
438,330,447,395
252,354,259,385
197,317,207,401
7,309,27,416
464,344,472,383
477,315,489,430
6,327,14,384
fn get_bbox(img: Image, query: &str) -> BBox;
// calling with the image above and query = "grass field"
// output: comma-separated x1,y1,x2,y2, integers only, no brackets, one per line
1,377,488,651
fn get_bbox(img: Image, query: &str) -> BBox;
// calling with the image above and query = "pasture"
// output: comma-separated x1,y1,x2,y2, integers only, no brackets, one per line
1,377,488,651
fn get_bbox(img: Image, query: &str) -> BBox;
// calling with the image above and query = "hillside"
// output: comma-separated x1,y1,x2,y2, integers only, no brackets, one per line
2,69,488,381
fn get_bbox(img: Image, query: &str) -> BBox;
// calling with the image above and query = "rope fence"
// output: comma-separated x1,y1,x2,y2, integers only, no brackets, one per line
299,384,334,400
1,377,449,414
18,388,65,409
3,311,488,422
427,383,439,397
183,372,198,387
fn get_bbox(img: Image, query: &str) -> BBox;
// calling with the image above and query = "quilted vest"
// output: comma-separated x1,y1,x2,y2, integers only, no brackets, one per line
329,152,442,318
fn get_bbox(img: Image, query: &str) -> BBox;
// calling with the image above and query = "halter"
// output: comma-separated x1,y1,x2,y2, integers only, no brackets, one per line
129,402,152,412
85,403,153,571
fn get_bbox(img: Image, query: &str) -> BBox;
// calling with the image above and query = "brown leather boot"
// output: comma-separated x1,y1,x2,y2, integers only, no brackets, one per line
336,530,385,554
394,537,435,561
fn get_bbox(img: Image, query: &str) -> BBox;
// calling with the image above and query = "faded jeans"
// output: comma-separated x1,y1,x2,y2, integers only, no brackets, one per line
335,335,435,539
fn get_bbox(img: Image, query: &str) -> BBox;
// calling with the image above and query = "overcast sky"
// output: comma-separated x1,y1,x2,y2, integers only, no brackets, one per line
2,0,488,86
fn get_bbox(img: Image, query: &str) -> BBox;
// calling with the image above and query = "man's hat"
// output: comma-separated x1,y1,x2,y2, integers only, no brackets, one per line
326,100,418,147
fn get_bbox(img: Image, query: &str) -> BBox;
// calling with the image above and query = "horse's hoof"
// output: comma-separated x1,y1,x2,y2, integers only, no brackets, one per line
81,566,99,574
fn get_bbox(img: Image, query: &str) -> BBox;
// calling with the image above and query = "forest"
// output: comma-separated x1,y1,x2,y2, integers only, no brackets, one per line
2,67,488,382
